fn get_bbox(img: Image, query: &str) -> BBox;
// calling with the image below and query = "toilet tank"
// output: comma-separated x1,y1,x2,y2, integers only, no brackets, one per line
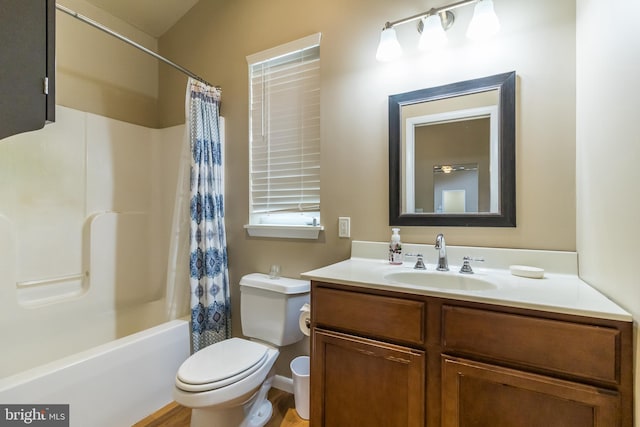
240,273,310,346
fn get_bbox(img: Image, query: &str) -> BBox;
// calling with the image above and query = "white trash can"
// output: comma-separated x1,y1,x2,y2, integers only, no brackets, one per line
290,356,310,420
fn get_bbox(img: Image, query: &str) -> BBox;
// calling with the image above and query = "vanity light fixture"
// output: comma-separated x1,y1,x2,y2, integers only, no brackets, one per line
418,14,448,51
376,25,403,62
466,0,500,39
376,0,500,61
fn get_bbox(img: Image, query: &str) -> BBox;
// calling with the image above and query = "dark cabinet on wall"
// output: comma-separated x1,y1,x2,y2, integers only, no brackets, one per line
0,0,55,140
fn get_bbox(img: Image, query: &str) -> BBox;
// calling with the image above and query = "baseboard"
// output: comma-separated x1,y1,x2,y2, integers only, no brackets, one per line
272,374,293,394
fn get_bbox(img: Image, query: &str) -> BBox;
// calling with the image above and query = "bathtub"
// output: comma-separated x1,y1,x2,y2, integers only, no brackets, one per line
0,108,191,425
0,319,190,427
0,212,191,426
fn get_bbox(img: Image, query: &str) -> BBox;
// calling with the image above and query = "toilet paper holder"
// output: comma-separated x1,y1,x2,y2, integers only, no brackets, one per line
299,303,311,336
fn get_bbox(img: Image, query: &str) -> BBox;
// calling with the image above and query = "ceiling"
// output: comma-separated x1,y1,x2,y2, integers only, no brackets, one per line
83,0,200,37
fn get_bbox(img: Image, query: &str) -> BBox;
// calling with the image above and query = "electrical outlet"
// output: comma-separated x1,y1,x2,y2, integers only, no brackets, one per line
338,217,351,238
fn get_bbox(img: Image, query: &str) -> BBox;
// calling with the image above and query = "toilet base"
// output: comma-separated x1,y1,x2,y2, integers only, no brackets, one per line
191,404,246,427
189,387,273,427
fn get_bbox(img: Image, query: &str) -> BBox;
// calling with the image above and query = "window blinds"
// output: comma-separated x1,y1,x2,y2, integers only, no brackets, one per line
248,41,320,225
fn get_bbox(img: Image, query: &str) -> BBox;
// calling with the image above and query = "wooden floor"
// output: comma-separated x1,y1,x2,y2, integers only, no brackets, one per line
133,388,309,427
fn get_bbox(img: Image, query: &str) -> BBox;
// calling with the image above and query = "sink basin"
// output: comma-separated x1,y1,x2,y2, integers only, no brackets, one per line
384,270,497,291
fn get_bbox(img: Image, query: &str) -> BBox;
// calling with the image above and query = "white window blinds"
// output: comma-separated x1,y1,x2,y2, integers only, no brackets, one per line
247,34,321,227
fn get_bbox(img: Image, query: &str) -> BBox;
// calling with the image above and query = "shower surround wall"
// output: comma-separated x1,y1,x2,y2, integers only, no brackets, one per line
0,106,184,378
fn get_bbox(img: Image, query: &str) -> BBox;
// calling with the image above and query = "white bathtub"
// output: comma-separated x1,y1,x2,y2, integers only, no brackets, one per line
0,108,191,425
0,319,190,427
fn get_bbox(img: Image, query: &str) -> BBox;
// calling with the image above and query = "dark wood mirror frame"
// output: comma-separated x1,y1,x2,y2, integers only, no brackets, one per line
389,71,516,227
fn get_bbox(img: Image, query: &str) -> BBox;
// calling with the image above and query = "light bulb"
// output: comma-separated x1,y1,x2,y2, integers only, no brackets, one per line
418,14,448,51
376,27,403,62
467,0,500,40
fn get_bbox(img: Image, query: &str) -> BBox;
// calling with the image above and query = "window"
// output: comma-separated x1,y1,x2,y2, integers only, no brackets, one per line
245,33,322,239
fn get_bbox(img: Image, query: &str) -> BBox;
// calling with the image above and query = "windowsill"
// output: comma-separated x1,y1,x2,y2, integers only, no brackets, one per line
244,224,324,239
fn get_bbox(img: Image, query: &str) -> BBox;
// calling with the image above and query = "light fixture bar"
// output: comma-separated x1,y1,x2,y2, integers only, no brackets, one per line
376,0,500,61
384,0,478,29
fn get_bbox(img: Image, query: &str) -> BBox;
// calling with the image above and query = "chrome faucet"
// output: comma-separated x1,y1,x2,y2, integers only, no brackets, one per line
435,233,449,271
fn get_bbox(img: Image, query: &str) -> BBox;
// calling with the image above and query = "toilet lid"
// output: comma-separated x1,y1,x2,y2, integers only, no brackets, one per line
176,338,269,391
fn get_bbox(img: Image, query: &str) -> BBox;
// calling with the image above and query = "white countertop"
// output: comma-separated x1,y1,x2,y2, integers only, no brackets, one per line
301,241,632,322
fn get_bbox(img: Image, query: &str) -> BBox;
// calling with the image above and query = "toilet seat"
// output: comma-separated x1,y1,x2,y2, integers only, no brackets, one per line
176,338,270,393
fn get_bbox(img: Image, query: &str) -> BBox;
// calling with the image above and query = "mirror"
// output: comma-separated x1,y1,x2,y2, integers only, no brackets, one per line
389,71,515,227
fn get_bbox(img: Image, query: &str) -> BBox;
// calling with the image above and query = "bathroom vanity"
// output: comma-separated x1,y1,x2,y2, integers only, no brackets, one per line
302,242,633,427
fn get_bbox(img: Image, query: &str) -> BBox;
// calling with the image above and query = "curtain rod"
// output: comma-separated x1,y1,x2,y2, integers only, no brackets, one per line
55,4,220,90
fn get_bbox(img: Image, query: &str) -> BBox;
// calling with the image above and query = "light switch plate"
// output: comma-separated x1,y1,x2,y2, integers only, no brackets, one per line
338,217,350,238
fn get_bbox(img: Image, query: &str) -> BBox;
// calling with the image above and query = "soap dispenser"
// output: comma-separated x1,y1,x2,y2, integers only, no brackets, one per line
389,228,403,265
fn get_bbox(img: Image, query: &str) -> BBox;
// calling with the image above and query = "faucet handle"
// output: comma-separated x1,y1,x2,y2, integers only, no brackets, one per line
405,253,426,270
460,256,484,274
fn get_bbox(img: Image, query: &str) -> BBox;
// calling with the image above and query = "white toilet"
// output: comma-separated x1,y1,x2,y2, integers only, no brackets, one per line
173,273,310,427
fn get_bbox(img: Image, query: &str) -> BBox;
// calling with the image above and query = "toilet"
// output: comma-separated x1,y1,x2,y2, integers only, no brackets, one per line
173,273,310,427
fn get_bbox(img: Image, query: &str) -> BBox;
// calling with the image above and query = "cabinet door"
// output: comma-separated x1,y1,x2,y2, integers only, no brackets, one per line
312,329,425,427
442,356,620,427
0,0,55,140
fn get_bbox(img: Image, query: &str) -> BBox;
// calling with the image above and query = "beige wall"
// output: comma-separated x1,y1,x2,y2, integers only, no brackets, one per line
41,0,640,408
56,0,161,127
158,0,576,371
576,0,640,422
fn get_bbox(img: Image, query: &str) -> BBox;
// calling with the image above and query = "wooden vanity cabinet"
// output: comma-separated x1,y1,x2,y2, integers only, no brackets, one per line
441,356,620,427
310,281,633,427
0,0,55,140
311,286,428,427
313,329,426,427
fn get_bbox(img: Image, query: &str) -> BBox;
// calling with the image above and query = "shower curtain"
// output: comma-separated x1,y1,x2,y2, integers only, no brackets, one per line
166,78,231,352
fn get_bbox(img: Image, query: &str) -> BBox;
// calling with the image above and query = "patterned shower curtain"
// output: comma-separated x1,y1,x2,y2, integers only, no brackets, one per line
187,78,231,352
